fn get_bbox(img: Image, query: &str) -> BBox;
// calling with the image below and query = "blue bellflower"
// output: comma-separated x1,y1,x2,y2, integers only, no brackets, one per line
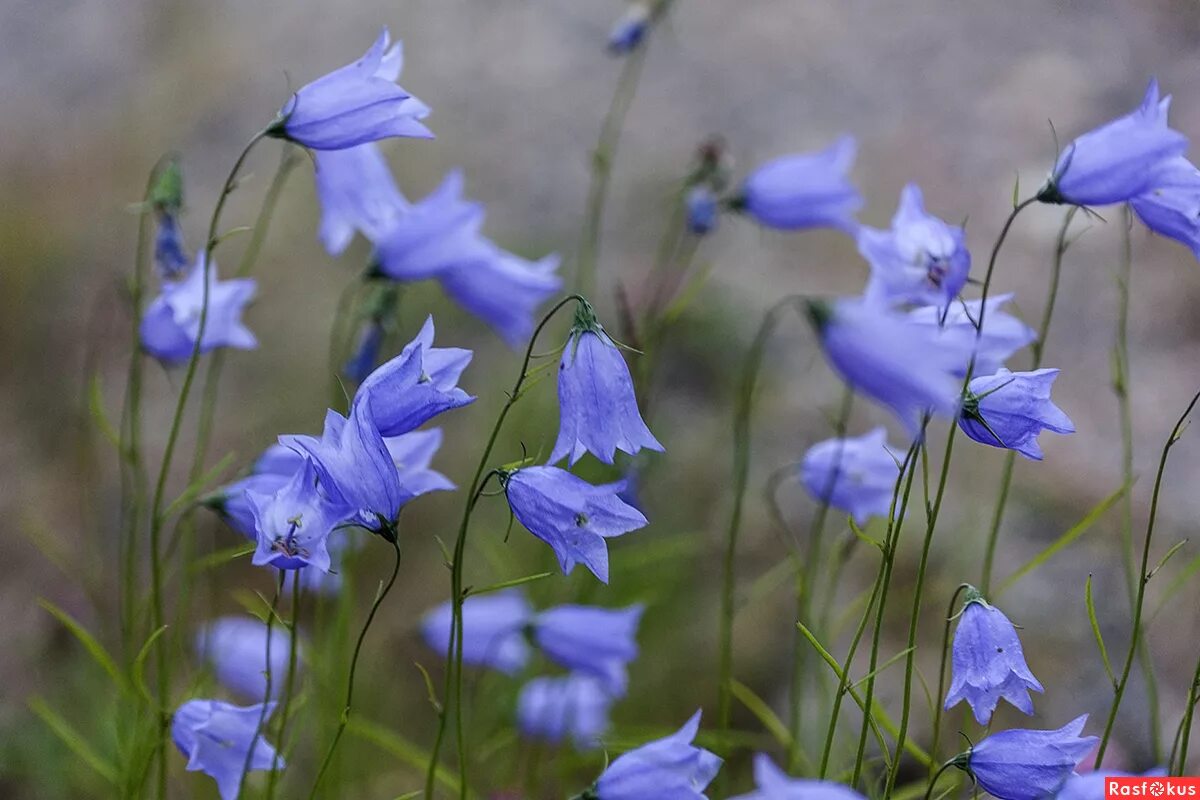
551,309,663,466
1131,156,1200,260
248,458,353,571
532,603,645,696
385,428,456,497
314,143,408,256
956,715,1098,800
517,674,614,749
593,711,722,800
503,466,648,584
154,212,190,279
1040,79,1187,207
420,588,533,674
140,255,257,364
907,293,1036,377
959,368,1075,461
800,427,900,525
944,589,1044,725
608,3,652,54
1056,769,1167,800
807,297,974,434
737,137,861,232
860,184,971,309
205,445,305,539
171,698,280,800
730,754,867,800
686,186,718,234
437,247,562,346
343,318,387,384
270,28,432,150
195,616,295,702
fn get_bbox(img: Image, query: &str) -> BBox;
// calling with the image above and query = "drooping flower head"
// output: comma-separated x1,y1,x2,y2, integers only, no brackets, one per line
140,254,257,364
532,603,644,696
959,368,1075,461
944,586,1043,725
195,616,295,702
171,698,280,800
736,137,861,232
686,186,718,234
1131,156,1200,261
593,711,722,800
954,715,1097,800
517,674,614,749
248,458,353,571
800,427,901,525
314,143,408,256
806,297,974,434
420,588,533,674
269,28,432,150
205,444,304,539
860,184,971,309
1040,79,1188,207
503,466,648,584
730,754,866,800
907,293,1036,378
552,303,663,466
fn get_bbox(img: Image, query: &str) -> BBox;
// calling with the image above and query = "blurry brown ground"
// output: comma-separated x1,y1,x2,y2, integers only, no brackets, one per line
4,0,1200,796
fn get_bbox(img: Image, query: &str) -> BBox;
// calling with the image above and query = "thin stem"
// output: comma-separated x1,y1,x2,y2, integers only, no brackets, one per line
267,574,302,799
1172,648,1200,774
923,761,958,800
929,584,971,777
239,575,282,798
423,295,585,800
309,535,403,799
1093,389,1200,767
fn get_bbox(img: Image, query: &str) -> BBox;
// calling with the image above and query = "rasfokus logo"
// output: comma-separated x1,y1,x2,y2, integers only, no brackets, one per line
1106,778,1200,798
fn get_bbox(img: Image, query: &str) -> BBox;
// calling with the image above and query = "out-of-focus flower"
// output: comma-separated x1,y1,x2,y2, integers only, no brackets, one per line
1055,769,1167,800
517,674,613,748
736,137,861,232
249,458,353,571
154,212,190,279
730,754,866,800
944,588,1043,725
551,306,662,466
343,319,387,385
959,368,1075,461
1131,156,1200,260
171,698,280,800
140,255,256,364
607,3,652,54
685,186,718,234
593,711,721,800
420,589,533,674
1040,79,1187,207
314,143,408,256
437,248,562,346
806,297,973,434
955,715,1097,800
385,428,456,497
269,28,432,150
532,604,644,696
503,466,647,584
195,616,294,702
907,293,1036,377
860,184,970,309
800,427,900,525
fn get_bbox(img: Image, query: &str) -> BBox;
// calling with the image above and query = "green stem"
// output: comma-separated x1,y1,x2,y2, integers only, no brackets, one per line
1094,389,1200,767
267,574,302,799
923,760,958,800
1172,647,1200,774
239,574,282,798
309,535,403,799
423,295,585,800
928,584,971,777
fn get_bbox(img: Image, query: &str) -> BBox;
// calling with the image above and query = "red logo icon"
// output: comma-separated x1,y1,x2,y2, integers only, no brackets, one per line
1107,778,1200,798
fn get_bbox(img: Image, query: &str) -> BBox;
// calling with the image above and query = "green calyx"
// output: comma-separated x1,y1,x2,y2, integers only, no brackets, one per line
571,298,603,335
1036,177,1065,205
803,298,833,332
961,584,987,607
949,750,973,772
150,157,185,213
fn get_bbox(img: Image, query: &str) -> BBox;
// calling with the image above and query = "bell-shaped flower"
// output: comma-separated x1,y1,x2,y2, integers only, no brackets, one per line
959,368,1075,461
248,458,353,571
154,212,189,279
354,315,474,437
800,427,900,525
420,588,533,674
314,143,409,256
551,308,663,466
171,698,280,800
860,184,970,309
686,186,718,234
955,715,1097,800
503,466,648,584
140,254,257,364
731,754,866,800
195,616,294,702
807,297,974,434
206,445,305,539
907,293,1036,378
269,28,432,150
737,137,861,232
1131,156,1200,261
343,318,387,384
1055,769,1167,800
594,710,722,800
1040,79,1187,207
944,588,1043,725
532,604,644,696
385,428,456,497
517,674,613,749
437,247,562,346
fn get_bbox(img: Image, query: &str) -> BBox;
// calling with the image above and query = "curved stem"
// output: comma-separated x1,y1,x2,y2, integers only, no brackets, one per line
923,760,958,800
1172,647,1200,774
423,295,586,800
239,575,282,798
309,535,402,799
1094,389,1200,767
267,574,302,799
929,584,971,777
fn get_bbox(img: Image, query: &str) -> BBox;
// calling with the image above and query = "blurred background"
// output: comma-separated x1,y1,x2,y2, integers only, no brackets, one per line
5,0,1200,796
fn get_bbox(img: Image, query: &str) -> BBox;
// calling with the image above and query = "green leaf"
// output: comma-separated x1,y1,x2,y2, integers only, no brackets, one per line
133,626,169,707
1086,574,1117,689
849,518,885,553
995,482,1129,597
39,599,127,692
1150,551,1200,622
347,718,461,796
1148,539,1189,582
413,661,442,714
849,646,915,691
464,572,554,597
28,696,119,785
87,375,121,450
162,452,237,520
730,679,792,751
188,544,254,574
